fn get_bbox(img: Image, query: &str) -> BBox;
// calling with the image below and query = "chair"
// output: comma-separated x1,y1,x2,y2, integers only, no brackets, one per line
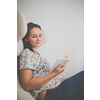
17,11,47,100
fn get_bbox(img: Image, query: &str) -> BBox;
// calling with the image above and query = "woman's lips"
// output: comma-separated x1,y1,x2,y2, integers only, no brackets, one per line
36,42,40,44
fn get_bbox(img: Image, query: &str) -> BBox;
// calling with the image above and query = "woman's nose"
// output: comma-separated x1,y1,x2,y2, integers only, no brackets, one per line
37,36,40,41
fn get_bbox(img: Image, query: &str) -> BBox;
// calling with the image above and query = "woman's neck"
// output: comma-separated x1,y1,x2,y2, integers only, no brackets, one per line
31,47,37,53
32,48,36,52
32,47,40,55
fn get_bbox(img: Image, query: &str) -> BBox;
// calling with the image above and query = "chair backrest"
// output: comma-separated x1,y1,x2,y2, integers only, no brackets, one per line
17,11,47,100
17,11,47,56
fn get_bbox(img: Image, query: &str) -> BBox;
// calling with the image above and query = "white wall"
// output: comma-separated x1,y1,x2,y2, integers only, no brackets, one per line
17,0,84,78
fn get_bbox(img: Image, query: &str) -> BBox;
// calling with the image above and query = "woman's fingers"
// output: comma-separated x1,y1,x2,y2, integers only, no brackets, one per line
64,63,67,68
53,63,68,75
58,63,63,68
61,63,67,70
58,63,67,70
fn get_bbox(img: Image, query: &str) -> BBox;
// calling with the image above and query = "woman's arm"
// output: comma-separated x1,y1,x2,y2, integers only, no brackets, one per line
20,63,67,91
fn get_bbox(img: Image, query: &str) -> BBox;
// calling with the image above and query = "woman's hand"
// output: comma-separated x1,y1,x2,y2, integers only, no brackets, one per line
52,63,67,76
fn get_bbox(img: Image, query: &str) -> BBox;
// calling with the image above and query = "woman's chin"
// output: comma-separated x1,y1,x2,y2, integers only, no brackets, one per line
36,44,40,47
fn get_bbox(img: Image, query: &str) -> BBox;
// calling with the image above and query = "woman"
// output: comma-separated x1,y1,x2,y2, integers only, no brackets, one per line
19,22,84,100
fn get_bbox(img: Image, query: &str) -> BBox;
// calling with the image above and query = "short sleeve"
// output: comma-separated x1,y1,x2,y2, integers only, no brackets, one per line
19,49,37,71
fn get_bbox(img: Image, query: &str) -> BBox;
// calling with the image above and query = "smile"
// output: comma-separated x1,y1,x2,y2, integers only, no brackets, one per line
36,42,40,44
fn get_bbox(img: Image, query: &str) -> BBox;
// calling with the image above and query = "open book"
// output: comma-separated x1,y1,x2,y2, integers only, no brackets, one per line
49,51,72,73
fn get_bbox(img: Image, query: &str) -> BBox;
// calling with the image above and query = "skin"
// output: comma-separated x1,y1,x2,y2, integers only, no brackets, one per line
20,27,67,100
25,27,42,52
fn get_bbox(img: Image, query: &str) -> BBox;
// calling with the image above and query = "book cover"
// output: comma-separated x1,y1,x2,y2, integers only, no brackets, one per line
49,51,72,73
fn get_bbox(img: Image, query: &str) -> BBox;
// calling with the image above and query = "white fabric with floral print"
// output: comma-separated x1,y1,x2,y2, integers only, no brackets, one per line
19,48,61,98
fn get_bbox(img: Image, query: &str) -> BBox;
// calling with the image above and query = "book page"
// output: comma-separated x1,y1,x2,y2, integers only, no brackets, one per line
49,58,69,73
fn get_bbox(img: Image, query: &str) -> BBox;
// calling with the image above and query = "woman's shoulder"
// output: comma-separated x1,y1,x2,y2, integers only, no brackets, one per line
20,48,35,57
20,48,30,55
20,48,38,58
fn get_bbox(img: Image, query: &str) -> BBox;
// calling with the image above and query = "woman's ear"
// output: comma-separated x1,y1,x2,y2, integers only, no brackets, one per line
25,38,28,41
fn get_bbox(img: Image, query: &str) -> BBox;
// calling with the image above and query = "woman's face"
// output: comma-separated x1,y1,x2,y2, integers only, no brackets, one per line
26,27,42,48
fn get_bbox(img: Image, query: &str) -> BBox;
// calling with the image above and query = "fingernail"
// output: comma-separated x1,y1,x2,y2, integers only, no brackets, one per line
61,63,63,65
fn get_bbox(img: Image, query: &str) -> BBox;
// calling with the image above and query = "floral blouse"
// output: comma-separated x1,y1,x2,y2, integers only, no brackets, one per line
19,48,61,98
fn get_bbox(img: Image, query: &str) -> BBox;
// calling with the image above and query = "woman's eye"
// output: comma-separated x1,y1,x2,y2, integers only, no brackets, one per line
32,36,36,38
39,35,42,37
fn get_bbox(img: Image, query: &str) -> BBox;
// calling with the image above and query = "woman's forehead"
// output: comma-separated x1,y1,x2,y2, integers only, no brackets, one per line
29,27,41,35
